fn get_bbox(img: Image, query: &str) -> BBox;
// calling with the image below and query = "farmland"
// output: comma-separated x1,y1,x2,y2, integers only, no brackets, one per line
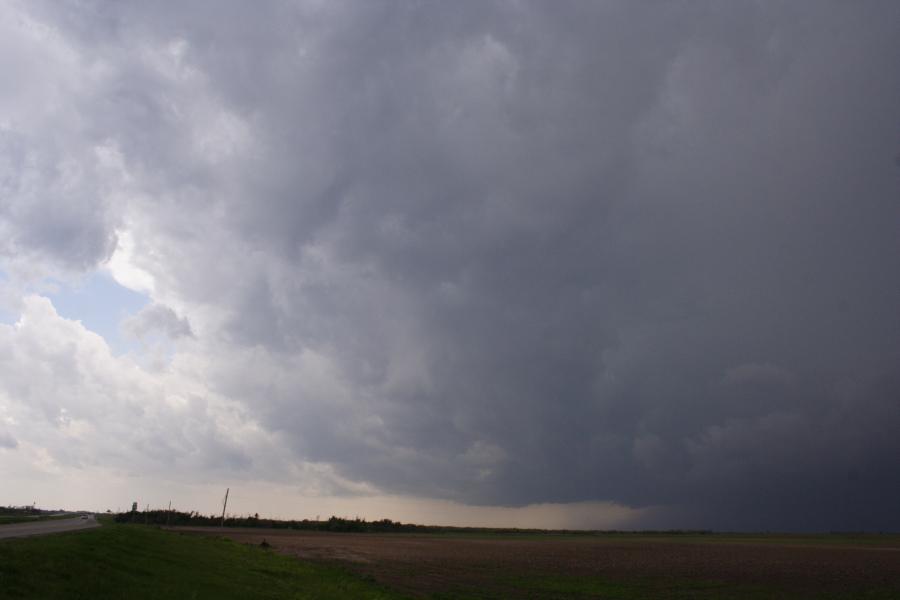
177,527,900,599
3,516,898,599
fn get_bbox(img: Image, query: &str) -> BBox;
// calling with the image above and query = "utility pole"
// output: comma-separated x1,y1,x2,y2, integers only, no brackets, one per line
221,488,229,528
166,500,172,527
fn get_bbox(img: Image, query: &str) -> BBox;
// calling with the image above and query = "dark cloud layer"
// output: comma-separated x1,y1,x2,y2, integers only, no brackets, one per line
7,1,900,530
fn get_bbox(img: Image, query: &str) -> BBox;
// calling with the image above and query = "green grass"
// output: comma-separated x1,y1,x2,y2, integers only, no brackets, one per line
0,514,77,525
0,520,404,599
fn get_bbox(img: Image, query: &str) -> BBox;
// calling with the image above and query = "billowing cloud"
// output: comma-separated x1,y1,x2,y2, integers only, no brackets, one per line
0,1,898,530
0,296,249,475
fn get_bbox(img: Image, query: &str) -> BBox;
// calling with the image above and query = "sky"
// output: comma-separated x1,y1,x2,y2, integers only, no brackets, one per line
1,0,899,532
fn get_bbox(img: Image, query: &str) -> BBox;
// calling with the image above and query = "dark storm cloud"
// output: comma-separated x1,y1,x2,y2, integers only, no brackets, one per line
13,1,900,529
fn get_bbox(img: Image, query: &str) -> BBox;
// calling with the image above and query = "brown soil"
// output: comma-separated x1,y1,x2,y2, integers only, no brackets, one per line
173,527,900,598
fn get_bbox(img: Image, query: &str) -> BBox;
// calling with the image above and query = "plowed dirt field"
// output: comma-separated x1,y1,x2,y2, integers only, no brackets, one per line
174,528,900,598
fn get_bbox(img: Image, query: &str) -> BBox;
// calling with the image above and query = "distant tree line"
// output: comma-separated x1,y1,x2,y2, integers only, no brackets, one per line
1,506,53,516
112,509,716,535
115,510,537,533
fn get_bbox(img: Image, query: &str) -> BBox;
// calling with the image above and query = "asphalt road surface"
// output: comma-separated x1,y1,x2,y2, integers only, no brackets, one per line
0,515,99,540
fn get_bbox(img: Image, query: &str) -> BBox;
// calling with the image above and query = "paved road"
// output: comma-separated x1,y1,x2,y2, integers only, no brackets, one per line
0,515,99,540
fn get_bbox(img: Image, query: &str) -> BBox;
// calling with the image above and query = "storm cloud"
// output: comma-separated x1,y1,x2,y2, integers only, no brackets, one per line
1,1,899,530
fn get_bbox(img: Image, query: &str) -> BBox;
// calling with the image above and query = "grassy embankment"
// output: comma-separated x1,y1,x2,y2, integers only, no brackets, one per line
0,518,402,599
0,507,75,525
0,514,77,525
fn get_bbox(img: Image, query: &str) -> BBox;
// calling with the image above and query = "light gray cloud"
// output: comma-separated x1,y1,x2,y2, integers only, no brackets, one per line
0,430,16,449
0,297,248,475
0,9,121,275
2,1,899,530
123,303,193,340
